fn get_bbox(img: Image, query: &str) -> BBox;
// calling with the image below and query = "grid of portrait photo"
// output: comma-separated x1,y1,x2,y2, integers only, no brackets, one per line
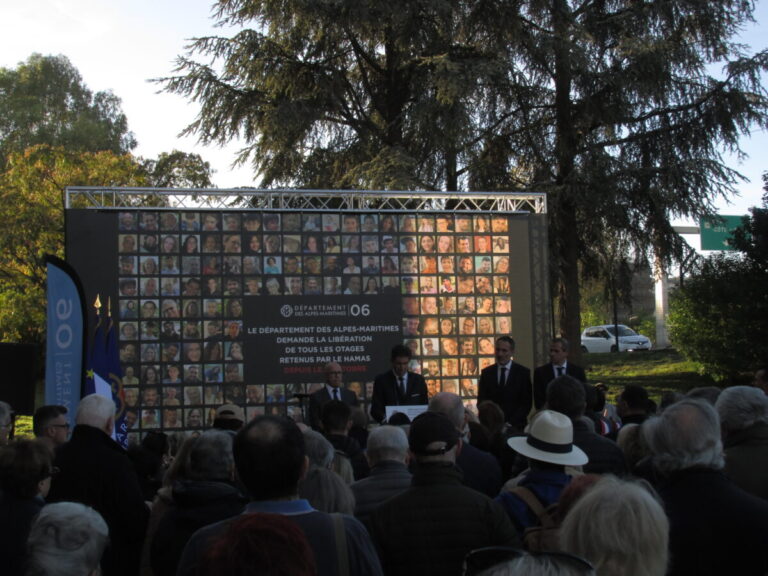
116,210,515,438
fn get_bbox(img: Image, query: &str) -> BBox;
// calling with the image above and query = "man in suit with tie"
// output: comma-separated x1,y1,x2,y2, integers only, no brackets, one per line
308,361,359,430
477,336,532,433
533,337,587,409
371,344,429,423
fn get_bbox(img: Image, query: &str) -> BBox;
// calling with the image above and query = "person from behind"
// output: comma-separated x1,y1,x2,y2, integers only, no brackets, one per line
546,376,626,476
47,394,149,576
211,403,245,432
321,400,369,481
302,429,335,470
177,415,382,576
559,475,669,576
497,410,588,533
616,385,651,426
350,425,412,524
0,440,55,576
643,398,768,575
369,412,519,576
197,512,316,576
463,548,595,576
33,405,70,451
298,465,356,514
26,502,109,576
715,385,768,500
150,430,246,576
429,392,502,497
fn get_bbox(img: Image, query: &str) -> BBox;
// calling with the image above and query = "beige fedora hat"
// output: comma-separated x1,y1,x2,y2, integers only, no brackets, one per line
507,410,588,466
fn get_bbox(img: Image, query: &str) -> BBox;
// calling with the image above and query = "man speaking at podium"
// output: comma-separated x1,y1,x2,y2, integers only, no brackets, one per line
371,344,429,423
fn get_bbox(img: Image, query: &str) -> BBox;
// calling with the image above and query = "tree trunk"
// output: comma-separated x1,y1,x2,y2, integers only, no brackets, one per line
551,0,583,362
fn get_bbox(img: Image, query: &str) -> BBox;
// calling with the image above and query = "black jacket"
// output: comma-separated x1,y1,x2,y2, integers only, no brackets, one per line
0,492,44,576
327,434,370,481
371,371,428,423
477,362,532,432
351,460,412,524
655,467,768,576
572,418,627,476
457,441,503,498
369,463,519,576
48,425,149,576
150,479,246,576
533,362,587,408
308,386,359,430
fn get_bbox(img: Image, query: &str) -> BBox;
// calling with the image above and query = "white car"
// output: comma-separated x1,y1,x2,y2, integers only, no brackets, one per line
580,325,652,353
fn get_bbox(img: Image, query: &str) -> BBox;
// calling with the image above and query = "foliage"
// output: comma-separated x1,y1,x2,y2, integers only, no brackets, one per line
159,0,513,191
669,185,768,381
161,0,768,358
0,55,220,343
0,54,136,161
668,254,767,381
584,348,713,404
142,149,215,188
0,146,146,343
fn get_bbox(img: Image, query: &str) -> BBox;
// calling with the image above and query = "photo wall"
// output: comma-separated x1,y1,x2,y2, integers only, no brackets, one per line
67,208,538,441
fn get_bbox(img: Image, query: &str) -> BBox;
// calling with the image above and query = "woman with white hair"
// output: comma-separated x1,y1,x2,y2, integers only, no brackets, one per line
26,502,109,576
559,476,669,576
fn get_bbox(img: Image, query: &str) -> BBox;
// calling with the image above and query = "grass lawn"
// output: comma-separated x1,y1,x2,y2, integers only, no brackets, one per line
582,348,716,404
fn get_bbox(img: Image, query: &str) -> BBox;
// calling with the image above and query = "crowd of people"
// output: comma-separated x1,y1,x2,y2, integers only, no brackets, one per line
2,341,768,576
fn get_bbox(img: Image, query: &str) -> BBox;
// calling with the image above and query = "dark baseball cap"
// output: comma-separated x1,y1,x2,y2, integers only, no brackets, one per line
409,412,459,455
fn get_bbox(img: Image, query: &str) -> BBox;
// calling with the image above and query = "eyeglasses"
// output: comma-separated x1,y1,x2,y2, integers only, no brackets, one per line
49,423,70,429
463,547,594,576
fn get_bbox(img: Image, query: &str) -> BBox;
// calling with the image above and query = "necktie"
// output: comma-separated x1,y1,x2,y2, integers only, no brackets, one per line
333,388,340,401
499,366,507,387
556,366,564,377
399,378,406,396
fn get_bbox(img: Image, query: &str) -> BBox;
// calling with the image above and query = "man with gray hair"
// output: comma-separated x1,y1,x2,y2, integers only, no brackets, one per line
47,394,149,576
715,385,768,500
26,502,109,576
644,398,768,576
150,430,246,575
429,391,502,497
351,425,412,523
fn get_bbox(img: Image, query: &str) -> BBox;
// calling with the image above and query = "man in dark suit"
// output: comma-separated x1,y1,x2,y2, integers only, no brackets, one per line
308,361,359,430
48,394,149,576
477,336,532,432
533,337,587,409
371,344,429,423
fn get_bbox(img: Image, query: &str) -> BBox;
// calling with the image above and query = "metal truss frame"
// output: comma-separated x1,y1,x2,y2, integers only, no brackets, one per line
65,187,547,214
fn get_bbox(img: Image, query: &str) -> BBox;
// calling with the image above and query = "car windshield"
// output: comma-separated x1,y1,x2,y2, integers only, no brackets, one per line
605,326,637,337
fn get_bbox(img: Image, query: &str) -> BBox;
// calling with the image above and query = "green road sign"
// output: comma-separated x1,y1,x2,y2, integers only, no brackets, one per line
699,214,746,251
